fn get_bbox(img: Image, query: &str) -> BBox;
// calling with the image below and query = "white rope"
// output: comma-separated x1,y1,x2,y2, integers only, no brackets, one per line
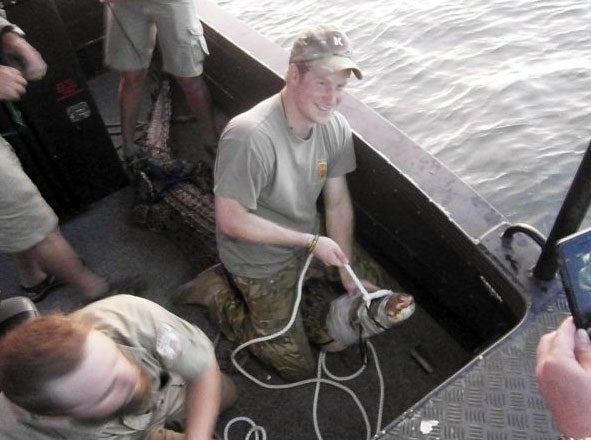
313,351,371,440
343,264,370,297
224,254,386,440
320,350,366,382
343,265,391,307
367,341,385,433
223,417,267,440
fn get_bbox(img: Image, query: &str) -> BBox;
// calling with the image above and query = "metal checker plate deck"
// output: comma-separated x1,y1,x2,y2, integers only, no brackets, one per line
380,294,568,440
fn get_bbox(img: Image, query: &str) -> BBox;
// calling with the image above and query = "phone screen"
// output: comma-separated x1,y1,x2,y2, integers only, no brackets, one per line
556,228,591,330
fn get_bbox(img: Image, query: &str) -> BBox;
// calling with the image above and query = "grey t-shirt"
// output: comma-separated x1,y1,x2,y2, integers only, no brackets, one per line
214,93,356,278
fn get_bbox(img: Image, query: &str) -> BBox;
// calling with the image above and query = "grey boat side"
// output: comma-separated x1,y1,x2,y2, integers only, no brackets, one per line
197,1,565,438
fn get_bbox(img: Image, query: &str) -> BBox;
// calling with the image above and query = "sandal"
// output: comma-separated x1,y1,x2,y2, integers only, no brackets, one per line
20,275,64,303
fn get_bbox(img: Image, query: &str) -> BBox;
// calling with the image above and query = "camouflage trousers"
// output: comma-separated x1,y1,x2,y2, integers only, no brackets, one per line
211,247,398,382
145,428,184,440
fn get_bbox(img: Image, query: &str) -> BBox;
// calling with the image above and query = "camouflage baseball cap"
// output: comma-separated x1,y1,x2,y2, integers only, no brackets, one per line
289,26,362,79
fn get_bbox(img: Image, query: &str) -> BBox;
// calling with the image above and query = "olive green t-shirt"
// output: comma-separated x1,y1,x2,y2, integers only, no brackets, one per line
214,94,356,278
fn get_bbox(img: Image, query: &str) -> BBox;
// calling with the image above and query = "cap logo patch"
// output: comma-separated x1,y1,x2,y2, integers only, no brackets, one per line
332,36,343,46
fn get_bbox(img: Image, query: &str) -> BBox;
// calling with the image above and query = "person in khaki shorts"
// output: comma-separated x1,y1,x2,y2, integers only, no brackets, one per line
102,0,217,161
0,9,110,303
0,295,237,440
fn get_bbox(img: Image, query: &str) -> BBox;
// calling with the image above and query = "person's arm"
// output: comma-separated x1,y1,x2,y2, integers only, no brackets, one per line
183,362,222,440
536,316,591,438
322,176,354,261
0,16,44,101
1,29,46,81
216,195,311,249
322,176,377,294
216,194,350,268
116,296,234,440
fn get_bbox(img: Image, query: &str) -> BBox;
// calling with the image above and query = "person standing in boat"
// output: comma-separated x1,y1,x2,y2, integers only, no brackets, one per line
0,10,111,303
181,26,406,381
101,0,218,162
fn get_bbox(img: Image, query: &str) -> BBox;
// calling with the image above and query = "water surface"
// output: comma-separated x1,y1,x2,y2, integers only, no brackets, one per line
216,0,591,236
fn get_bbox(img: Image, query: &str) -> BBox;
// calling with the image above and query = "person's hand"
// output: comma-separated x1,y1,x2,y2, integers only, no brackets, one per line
536,316,591,437
18,45,46,81
1,33,47,81
0,66,27,101
309,236,379,295
19,45,46,81
311,236,348,267
338,267,378,296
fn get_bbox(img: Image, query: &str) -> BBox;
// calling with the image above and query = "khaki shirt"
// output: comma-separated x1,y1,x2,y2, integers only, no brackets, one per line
0,295,215,439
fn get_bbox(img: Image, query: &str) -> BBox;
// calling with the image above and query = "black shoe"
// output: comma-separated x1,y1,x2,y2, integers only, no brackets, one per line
20,275,64,302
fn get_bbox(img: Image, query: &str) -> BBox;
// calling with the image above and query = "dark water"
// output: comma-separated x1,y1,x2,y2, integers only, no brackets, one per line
216,0,591,236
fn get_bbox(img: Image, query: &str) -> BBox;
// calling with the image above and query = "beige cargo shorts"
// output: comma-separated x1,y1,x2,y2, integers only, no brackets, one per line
105,0,209,77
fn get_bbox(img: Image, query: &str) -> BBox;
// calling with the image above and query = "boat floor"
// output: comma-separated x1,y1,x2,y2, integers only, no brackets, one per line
0,70,471,439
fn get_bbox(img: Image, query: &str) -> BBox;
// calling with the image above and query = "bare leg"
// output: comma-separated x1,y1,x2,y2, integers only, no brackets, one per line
175,75,217,146
14,255,46,287
143,374,236,440
220,373,237,411
14,229,108,299
119,69,148,157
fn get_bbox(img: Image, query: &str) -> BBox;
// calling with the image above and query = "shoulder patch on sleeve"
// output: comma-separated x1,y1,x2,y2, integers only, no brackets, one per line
156,323,183,361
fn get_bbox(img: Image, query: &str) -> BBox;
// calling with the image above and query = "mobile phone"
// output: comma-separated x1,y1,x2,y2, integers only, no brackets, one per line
556,227,591,331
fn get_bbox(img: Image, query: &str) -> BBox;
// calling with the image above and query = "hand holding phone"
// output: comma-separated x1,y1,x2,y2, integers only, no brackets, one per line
556,227,591,331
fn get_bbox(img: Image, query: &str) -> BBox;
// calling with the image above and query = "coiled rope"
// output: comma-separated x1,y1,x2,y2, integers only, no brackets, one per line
223,254,385,440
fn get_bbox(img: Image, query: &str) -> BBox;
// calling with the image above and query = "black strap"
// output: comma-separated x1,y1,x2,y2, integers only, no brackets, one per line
366,302,388,331
358,326,368,365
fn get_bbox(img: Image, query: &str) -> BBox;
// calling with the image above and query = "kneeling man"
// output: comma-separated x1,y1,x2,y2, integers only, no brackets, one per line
180,26,414,382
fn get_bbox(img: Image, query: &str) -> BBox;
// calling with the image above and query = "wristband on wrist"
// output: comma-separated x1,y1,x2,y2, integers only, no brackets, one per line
307,234,320,253
559,435,591,440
